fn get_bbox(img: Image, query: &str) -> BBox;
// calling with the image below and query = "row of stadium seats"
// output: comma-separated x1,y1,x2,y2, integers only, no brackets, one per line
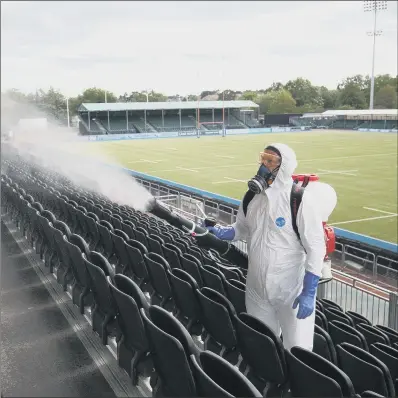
78,113,260,135
2,153,398,397
356,120,397,130
291,118,397,131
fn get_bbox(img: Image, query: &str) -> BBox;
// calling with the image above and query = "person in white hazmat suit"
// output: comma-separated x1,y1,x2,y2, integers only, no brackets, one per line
206,143,326,351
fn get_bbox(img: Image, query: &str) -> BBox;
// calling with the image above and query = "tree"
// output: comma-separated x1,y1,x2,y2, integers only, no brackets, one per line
319,86,338,110
257,89,296,114
374,85,398,109
147,91,167,102
337,75,368,91
241,91,258,101
265,82,285,93
285,77,324,109
123,90,166,102
220,89,239,100
76,87,117,104
337,84,367,109
200,90,218,99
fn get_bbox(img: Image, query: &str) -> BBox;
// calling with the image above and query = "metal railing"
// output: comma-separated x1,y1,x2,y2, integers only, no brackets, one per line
137,176,398,330
317,270,392,327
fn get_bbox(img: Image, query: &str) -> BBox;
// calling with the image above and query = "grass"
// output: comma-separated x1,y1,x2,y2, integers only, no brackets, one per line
75,130,398,243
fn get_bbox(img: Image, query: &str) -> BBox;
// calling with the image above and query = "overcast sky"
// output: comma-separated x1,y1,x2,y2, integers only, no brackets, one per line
1,1,397,97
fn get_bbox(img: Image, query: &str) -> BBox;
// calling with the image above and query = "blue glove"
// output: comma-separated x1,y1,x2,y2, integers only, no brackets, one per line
293,271,320,319
207,225,235,241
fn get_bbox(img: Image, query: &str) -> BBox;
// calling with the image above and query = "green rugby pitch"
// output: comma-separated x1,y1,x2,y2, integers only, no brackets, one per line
76,130,398,243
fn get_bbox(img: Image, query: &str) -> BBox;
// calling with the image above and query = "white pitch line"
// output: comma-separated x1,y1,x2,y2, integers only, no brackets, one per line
176,166,199,173
219,155,235,159
167,147,178,151
363,207,398,216
213,177,247,184
224,177,247,183
330,214,398,226
318,169,358,176
128,159,161,164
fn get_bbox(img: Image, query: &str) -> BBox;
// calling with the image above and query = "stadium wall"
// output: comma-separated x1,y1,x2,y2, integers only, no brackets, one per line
77,126,310,142
121,167,398,254
358,128,397,133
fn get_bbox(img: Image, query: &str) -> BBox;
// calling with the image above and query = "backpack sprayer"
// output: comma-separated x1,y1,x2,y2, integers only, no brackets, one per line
292,174,337,283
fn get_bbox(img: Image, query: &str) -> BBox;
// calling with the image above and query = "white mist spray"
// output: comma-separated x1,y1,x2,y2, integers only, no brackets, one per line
1,94,154,212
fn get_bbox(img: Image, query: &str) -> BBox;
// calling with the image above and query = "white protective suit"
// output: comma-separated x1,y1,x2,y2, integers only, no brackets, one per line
232,143,326,351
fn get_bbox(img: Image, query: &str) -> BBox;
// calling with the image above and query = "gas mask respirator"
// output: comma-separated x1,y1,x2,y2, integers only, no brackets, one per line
248,147,281,194
248,164,279,194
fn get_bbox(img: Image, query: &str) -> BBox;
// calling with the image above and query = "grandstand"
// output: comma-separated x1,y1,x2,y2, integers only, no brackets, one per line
290,109,398,130
78,101,260,135
2,146,398,397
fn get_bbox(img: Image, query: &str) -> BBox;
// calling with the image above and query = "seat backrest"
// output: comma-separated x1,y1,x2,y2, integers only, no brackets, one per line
88,251,115,281
84,260,116,316
113,228,129,242
187,246,204,262
144,252,172,299
181,254,203,287
125,239,149,280
235,312,287,385
217,263,244,282
99,219,114,232
369,342,398,381
320,299,343,312
169,268,201,322
324,307,354,327
337,342,395,397
190,351,262,398
65,236,90,287
201,265,226,295
149,305,200,358
113,273,149,311
69,234,90,256
121,220,135,239
287,346,355,398
313,325,338,365
134,226,149,247
197,287,237,349
110,214,123,230
316,309,329,332
163,243,183,268
375,325,398,345
224,277,246,315
346,311,372,327
329,320,369,351
109,281,148,352
140,308,197,397
147,234,164,256
174,237,189,253
357,323,390,347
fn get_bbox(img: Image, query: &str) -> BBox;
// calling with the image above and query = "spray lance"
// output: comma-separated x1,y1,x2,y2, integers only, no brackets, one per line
147,198,249,270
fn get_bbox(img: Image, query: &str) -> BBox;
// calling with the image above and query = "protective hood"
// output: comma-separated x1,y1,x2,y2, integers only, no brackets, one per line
304,181,337,221
267,143,298,190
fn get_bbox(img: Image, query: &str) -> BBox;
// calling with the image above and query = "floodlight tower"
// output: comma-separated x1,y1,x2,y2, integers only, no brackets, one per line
364,0,387,110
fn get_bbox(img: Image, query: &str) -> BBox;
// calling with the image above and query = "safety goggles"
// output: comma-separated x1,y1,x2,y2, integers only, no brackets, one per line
258,151,282,169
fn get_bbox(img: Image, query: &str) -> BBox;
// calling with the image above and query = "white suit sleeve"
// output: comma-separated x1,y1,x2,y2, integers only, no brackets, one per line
296,191,326,277
231,201,249,241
